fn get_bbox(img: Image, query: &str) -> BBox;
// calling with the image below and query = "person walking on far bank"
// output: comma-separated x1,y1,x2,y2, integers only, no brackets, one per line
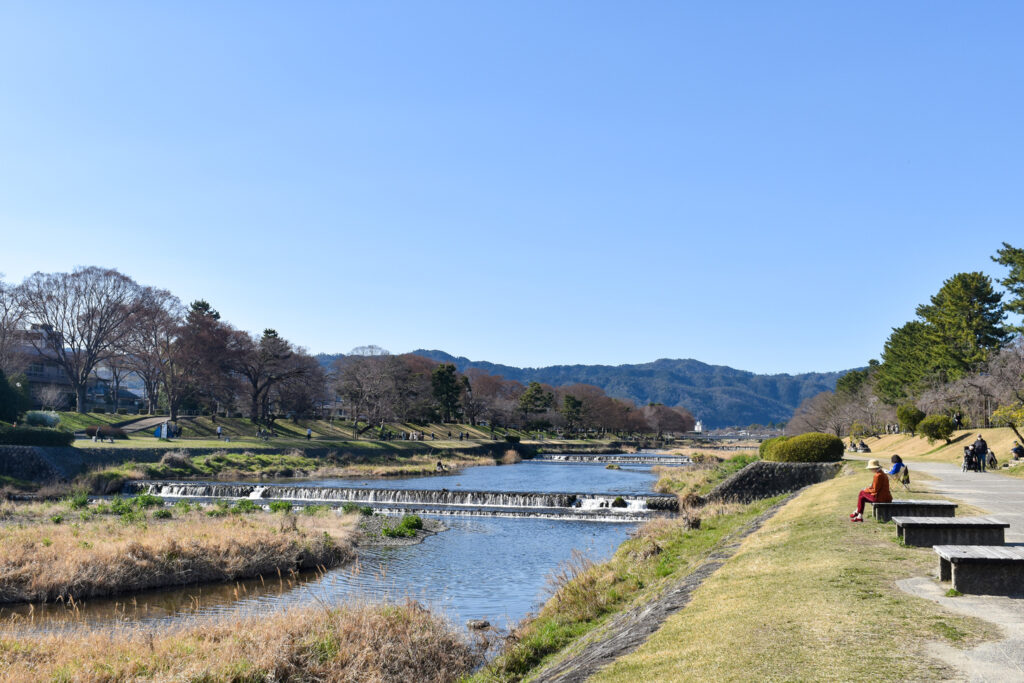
217,425,222,440
306,427,312,441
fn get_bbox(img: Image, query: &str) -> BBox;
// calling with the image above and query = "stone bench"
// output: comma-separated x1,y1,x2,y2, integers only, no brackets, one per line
934,545,1024,596
870,499,957,522
893,516,1008,547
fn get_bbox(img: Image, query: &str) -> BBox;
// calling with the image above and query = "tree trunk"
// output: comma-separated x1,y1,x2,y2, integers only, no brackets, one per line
76,384,87,413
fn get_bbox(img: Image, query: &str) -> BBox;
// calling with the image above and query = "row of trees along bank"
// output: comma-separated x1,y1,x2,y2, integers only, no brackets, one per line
0,267,695,436
788,242,1024,441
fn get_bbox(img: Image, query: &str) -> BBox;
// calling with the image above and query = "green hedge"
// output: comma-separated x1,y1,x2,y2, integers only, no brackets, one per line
764,432,844,463
0,427,75,446
759,436,790,459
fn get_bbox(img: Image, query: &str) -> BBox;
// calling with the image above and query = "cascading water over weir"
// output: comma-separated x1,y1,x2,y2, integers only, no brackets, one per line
125,480,679,522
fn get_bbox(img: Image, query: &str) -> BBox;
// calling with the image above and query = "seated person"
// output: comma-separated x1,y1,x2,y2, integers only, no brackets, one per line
887,454,910,489
1011,441,1024,460
850,459,891,522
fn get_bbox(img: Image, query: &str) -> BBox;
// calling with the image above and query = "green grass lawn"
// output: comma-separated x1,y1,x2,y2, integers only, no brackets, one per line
52,411,127,433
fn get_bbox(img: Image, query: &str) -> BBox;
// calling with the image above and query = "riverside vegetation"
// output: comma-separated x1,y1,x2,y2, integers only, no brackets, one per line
0,494,358,603
591,465,994,681
74,449,499,495
0,601,480,682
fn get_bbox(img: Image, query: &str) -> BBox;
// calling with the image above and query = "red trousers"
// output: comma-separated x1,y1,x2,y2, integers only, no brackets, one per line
856,490,876,515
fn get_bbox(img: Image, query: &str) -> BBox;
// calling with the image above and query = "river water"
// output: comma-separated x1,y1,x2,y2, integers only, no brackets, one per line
1,459,672,632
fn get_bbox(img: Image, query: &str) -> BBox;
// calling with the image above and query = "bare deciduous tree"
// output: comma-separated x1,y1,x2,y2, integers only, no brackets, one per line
17,267,142,412
0,275,27,376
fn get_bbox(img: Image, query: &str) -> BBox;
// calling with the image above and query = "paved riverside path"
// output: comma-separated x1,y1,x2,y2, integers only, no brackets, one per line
890,460,1024,682
905,460,1024,542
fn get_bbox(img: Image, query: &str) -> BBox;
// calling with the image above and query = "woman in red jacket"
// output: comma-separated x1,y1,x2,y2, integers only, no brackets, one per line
850,459,892,522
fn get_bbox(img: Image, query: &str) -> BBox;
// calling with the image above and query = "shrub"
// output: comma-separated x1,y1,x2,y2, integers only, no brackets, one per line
131,494,164,508
897,404,925,436
918,414,955,444
381,523,416,538
0,427,74,446
765,432,844,462
152,508,172,519
117,408,130,415
611,496,628,508
232,499,259,514
360,506,373,516
341,502,359,514
399,514,423,530
303,504,330,516
269,501,293,513
25,411,60,428
65,490,89,510
93,408,106,414
159,452,192,469
505,435,521,445
50,514,63,525
759,436,790,459
85,425,127,440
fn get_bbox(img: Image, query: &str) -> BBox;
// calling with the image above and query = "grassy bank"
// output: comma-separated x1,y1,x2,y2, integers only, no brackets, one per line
74,449,500,494
652,452,759,500
591,466,994,682
0,496,357,603
474,495,778,681
0,601,479,682
855,426,1020,468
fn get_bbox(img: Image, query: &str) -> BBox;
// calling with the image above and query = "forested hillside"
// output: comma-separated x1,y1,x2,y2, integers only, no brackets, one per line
317,351,847,428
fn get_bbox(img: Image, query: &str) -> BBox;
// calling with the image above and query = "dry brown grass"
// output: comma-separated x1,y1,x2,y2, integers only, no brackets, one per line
501,449,523,464
0,505,357,603
0,600,481,682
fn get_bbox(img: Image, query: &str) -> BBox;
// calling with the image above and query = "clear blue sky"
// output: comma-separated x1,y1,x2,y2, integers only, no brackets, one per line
2,2,1022,374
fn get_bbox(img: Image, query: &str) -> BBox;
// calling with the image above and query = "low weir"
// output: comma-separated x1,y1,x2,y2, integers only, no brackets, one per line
126,480,679,519
535,454,692,465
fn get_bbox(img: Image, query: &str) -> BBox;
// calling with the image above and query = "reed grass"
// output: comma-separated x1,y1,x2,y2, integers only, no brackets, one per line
0,600,480,682
0,501,357,603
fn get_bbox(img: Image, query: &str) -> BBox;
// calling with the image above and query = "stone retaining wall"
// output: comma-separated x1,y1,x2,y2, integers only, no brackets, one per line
707,460,842,503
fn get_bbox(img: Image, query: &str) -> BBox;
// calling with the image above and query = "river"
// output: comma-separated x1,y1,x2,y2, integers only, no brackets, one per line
1,458,677,632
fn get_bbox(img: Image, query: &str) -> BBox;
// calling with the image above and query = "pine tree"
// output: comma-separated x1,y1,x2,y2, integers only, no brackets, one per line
915,272,1009,381
992,242,1024,332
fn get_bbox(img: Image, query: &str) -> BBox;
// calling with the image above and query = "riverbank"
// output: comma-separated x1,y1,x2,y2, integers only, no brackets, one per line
0,496,358,603
0,601,479,681
590,463,995,681
853,426,1021,468
71,449,502,495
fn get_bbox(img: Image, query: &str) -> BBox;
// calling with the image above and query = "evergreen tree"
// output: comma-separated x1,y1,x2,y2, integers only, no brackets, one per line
915,272,1009,381
992,242,1024,332
874,321,933,404
518,381,553,424
561,394,583,432
431,363,461,422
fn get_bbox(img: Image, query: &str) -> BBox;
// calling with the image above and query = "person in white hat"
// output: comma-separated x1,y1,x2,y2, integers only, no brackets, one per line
850,459,892,522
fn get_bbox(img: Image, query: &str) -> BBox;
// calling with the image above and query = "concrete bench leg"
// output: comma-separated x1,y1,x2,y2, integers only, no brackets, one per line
951,561,1024,597
939,557,951,582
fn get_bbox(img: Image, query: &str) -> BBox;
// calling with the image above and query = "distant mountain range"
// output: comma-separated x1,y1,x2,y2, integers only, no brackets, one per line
318,349,850,428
